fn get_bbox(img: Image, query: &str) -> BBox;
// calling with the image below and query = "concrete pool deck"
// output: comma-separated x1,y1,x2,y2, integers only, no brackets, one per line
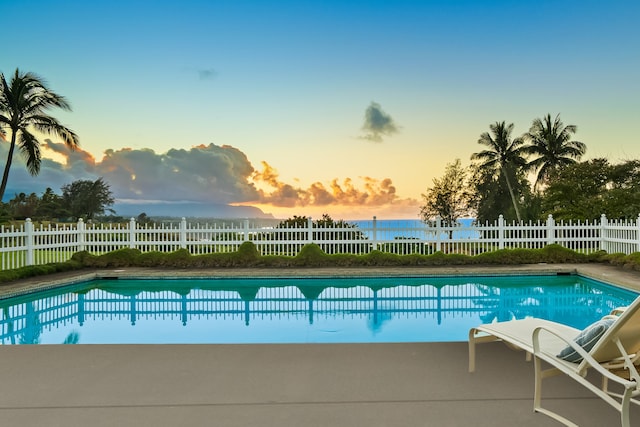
1,263,640,426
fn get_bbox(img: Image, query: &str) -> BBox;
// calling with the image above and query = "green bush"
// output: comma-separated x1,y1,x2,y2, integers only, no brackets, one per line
236,241,260,264
71,251,95,264
623,253,640,271
330,253,361,267
85,248,142,268
540,244,588,263
137,251,166,267
295,243,329,267
362,250,401,266
164,249,191,267
0,260,81,283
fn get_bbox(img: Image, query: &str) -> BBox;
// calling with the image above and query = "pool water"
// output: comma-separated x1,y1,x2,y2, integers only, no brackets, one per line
1,275,637,345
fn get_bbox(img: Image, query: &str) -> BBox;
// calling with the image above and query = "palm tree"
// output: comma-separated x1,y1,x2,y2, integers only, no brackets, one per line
524,113,586,188
471,121,528,222
0,69,79,201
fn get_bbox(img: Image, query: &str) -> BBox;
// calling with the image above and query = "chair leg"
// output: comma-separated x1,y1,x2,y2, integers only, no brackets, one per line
468,333,476,373
621,390,632,427
533,356,578,426
533,355,543,411
467,330,500,373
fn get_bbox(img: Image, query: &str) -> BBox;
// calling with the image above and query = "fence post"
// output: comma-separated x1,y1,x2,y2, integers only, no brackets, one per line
372,216,378,251
243,219,250,242
637,214,640,254
180,217,188,248
435,217,442,252
546,214,555,246
77,218,85,252
307,217,313,243
498,215,505,250
600,214,608,252
129,217,136,249
25,218,34,266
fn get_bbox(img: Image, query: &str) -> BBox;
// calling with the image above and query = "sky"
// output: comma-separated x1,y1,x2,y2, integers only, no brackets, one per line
2,0,639,220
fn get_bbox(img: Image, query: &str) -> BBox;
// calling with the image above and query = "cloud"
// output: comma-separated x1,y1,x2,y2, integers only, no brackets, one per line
0,140,417,217
198,68,218,80
0,139,98,198
0,141,260,204
93,144,260,203
45,139,96,168
251,161,412,208
360,101,400,143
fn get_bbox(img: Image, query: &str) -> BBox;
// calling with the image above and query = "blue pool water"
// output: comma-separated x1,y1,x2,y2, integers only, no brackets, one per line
1,274,637,345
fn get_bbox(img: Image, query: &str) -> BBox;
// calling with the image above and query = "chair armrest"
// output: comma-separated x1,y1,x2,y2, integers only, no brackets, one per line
532,326,636,388
610,306,628,317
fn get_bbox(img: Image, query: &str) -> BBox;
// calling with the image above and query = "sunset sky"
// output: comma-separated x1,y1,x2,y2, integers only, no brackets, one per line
2,0,639,220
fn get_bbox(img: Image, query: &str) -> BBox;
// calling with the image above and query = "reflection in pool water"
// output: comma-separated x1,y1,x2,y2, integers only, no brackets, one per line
1,275,637,345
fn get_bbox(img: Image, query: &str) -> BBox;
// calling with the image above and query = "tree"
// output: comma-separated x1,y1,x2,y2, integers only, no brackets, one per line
277,213,365,253
471,122,528,222
0,69,79,201
37,187,66,220
136,212,154,225
7,192,39,219
277,215,309,229
541,159,640,220
419,159,472,225
61,178,115,220
605,160,640,219
525,113,586,188
469,162,540,223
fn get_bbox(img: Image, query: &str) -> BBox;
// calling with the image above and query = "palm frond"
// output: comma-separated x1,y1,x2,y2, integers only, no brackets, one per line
0,68,78,201
19,130,41,176
31,115,79,147
526,113,585,187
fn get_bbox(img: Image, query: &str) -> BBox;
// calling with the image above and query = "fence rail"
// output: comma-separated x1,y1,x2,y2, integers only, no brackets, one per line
1,214,640,270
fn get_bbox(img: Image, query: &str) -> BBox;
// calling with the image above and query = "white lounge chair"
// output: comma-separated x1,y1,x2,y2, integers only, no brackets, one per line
468,298,640,427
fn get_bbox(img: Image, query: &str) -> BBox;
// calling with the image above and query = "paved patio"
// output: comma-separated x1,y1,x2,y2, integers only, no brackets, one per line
1,264,639,426
2,342,639,427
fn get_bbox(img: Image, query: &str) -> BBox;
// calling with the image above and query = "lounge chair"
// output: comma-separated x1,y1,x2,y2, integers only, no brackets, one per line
468,298,640,427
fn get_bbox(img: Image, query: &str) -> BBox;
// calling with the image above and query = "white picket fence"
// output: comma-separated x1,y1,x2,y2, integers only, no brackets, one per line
1,214,640,270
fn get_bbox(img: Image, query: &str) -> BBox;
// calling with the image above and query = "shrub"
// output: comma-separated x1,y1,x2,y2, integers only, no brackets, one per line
164,249,191,267
623,253,640,271
0,260,82,284
137,251,166,267
600,252,626,266
236,242,260,265
362,250,401,266
86,248,142,267
2,244,638,285
540,244,587,263
295,243,329,267
71,251,95,264
330,253,361,267
425,251,448,266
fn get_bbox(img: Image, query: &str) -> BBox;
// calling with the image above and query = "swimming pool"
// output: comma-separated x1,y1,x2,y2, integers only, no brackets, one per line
1,274,637,345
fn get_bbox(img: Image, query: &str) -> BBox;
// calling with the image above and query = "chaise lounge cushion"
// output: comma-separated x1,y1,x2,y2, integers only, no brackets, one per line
557,317,615,363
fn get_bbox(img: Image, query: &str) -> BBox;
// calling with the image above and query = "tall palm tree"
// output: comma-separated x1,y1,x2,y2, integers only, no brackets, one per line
524,113,586,188
0,69,79,201
471,121,528,222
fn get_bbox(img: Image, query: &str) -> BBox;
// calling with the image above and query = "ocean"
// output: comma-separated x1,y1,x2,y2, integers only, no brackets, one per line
352,218,478,240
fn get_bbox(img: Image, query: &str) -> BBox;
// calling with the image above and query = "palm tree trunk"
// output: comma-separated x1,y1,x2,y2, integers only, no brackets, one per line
501,169,522,222
0,132,17,201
